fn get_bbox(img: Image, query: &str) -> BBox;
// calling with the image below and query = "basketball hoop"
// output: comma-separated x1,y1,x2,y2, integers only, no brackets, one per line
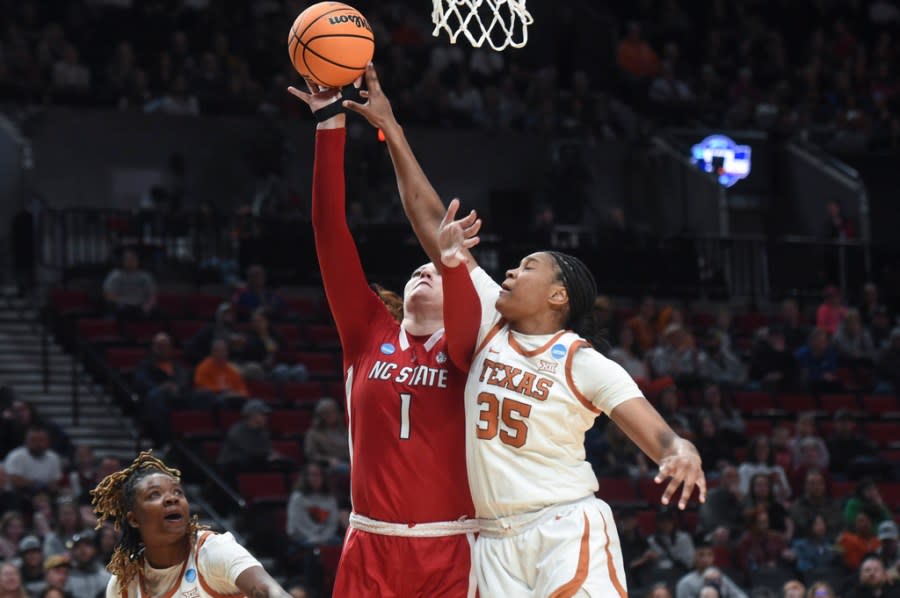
431,0,532,51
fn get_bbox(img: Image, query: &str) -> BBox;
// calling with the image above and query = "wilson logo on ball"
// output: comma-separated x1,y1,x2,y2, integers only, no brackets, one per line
327,14,372,31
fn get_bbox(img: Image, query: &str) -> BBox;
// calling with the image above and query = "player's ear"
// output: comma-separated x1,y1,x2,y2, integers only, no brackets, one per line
548,284,568,310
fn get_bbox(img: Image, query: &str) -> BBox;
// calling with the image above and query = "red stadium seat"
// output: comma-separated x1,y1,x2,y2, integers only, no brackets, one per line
275,324,302,348
186,294,224,319
284,296,319,320
296,352,337,377
777,394,817,412
744,419,774,438
156,293,185,317
77,319,119,343
307,325,340,349
682,510,698,533
169,410,219,439
326,381,346,401
880,449,900,464
690,312,715,331
638,478,666,506
880,483,900,508
272,440,304,464
733,391,775,413
596,477,639,505
247,380,280,402
283,382,322,404
862,395,899,415
637,510,656,535
218,410,241,431
735,312,769,335
866,422,900,447
818,394,858,413
124,320,166,344
105,347,146,372
269,409,314,438
171,320,206,345
202,441,221,463
831,480,856,499
51,289,92,315
237,472,287,505
318,544,343,595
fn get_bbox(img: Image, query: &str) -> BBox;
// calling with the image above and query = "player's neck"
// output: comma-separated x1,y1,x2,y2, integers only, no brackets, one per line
509,313,565,336
143,536,191,569
401,313,443,337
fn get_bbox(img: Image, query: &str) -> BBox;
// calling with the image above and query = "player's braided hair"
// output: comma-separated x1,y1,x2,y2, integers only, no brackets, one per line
91,451,205,588
546,251,598,339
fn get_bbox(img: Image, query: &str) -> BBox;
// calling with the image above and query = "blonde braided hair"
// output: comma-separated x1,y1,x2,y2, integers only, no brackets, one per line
90,451,206,589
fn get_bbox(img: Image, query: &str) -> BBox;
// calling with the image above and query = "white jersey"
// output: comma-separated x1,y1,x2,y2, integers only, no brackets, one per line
467,268,643,519
106,531,260,598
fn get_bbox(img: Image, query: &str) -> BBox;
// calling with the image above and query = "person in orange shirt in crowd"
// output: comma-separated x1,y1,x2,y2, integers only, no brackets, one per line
193,338,249,403
617,22,661,79
836,512,881,571
627,296,661,353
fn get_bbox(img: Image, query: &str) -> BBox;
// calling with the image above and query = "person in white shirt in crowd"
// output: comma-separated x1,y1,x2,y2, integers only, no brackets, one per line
3,426,63,497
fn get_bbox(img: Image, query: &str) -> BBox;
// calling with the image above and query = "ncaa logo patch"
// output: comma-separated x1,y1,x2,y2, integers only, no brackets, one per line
550,344,567,360
436,351,447,364
184,569,197,583
380,343,396,355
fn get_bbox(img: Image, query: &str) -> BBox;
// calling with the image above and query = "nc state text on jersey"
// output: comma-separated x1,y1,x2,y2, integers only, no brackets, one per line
478,358,554,401
367,361,450,388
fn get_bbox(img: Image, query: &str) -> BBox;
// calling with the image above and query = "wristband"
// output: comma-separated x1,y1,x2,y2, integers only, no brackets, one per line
313,84,365,122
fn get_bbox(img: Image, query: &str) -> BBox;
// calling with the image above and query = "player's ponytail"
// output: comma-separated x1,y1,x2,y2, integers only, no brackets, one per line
546,251,597,340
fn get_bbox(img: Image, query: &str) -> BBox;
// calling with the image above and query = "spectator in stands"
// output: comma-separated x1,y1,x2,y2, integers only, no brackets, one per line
134,332,189,446
845,479,892,528
51,44,91,91
67,529,110,598
790,469,843,540
102,249,157,320
698,384,745,444
649,61,694,108
781,300,809,353
3,426,63,497
303,398,350,470
0,562,29,598
596,419,649,478
676,540,748,598
617,22,661,80
618,508,655,589
1,400,71,461
697,465,745,545
34,554,71,597
859,283,887,328
825,201,856,243
647,583,674,598
19,535,45,589
185,302,245,365
217,399,284,479
834,307,876,365
828,411,879,478
845,555,899,598
789,413,829,471
193,338,249,403
43,498,83,557
0,512,26,560
877,521,899,581
791,438,833,497
240,308,307,382
791,514,838,577
627,296,660,353
815,286,847,337
783,581,806,598
0,466,26,514
232,265,284,321
739,435,791,503
591,296,619,351
287,462,340,547
743,474,792,539
646,508,696,585
874,327,900,392
806,583,837,598
698,330,746,387
795,328,841,392
749,326,798,390
735,508,794,577
610,325,649,381
837,512,881,571
870,307,892,350
694,411,734,470
651,324,699,386
66,445,98,507
95,525,117,567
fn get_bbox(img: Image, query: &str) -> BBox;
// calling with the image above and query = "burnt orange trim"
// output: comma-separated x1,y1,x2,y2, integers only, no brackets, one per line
474,320,506,357
195,531,246,598
565,340,602,414
599,511,627,598
548,512,591,598
508,330,567,358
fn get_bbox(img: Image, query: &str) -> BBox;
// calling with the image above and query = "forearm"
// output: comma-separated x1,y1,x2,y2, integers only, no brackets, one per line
610,397,696,464
441,264,480,370
383,124,448,268
236,568,290,598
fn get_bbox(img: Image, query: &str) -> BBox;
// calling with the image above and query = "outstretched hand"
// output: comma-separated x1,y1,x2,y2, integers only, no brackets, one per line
286,77,343,114
341,62,398,131
438,199,481,269
655,441,707,510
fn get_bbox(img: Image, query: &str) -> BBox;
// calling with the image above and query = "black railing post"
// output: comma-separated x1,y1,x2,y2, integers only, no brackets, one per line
71,343,80,426
41,307,49,392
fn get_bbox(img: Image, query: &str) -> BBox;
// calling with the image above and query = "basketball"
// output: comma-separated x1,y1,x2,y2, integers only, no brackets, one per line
287,2,375,88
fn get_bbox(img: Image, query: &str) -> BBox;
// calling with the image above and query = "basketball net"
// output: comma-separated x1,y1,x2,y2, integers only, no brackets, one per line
431,0,532,51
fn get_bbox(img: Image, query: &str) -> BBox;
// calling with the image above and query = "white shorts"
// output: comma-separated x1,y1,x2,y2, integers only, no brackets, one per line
474,496,627,598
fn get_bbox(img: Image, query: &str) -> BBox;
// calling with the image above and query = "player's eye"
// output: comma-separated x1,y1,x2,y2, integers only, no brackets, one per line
148,491,161,499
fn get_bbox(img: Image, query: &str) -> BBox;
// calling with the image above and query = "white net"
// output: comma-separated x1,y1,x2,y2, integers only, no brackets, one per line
431,0,533,51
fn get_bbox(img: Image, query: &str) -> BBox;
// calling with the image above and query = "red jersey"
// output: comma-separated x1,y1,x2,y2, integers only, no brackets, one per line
312,128,474,524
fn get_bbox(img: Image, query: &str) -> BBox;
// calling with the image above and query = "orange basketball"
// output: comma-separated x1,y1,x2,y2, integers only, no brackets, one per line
287,2,375,88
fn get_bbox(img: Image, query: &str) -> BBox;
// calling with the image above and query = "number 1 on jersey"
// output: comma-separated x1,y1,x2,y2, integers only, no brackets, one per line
399,393,412,440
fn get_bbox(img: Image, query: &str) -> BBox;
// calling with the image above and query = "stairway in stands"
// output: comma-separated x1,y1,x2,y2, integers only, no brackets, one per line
0,287,148,461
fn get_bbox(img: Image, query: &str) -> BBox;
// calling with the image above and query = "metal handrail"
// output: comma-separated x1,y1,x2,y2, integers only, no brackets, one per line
173,440,247,510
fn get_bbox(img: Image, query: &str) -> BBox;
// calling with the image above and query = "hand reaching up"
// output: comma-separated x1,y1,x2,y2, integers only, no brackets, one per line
438,199,481,269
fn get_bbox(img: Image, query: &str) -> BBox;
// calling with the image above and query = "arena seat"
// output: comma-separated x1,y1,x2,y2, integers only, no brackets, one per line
203,441,221,463
307,324,340,348
237,472,287,505
272,440,304,464
77,319,119,343
596,477,639,505
171,320,206,345
866,422,900,447
818,394,859,413
296,352,338,377
744,419,774,438
317,544,343,595
879,483,900,507
776,394,817,412
185,293,224,319
169,410,219,439
247,380,280,402
733,391,775,413
155,293,186,317
123,320,166,344
51,289,93,315
275,324,302,348
105,347,146,372
218,410,242,431
862,395,899,415
269,409,313,438
638,478,666,506
284,296,319,320
637,510,656,535
283,381,322,404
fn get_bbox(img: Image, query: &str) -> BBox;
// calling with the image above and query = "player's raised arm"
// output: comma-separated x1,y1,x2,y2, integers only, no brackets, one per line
437,199,482,370
343,63,479,271
288,80,384,357
609,397,707,510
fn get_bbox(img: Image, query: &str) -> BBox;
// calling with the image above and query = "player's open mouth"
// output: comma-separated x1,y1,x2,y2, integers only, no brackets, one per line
164,512,184,522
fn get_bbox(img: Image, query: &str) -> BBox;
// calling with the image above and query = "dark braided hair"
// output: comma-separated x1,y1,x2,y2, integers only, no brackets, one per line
546,251,598,339
91,451,205,589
